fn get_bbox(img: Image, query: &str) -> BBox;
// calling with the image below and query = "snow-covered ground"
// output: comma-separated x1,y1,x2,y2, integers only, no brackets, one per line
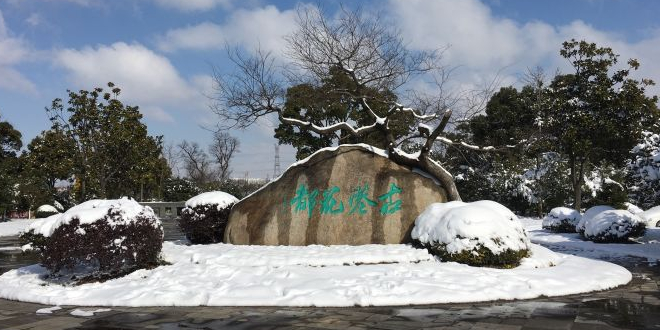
2,216,657,307
0,219,34,237
521,217,660,263
0,241,630,307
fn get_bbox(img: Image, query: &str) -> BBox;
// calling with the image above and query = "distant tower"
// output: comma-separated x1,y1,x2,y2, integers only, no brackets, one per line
273,144,281,178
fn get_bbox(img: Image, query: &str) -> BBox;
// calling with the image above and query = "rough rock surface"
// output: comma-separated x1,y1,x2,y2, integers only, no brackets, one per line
225,145,447,245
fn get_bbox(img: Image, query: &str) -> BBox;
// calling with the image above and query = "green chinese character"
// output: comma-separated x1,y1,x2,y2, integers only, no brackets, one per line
291,184,318,218
320,186,344,215
378,183,403,215
348,183,377,215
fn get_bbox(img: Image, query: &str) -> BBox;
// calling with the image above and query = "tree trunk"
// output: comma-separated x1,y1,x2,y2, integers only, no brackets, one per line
387,147,461,201
570,156,587,211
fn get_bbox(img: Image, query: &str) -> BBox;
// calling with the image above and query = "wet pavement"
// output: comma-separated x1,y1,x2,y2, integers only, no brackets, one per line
0,220,658,329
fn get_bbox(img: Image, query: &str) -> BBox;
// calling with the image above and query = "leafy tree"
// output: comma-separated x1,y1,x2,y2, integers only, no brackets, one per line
47,83,170,201
163,177,201,202
18,129,75,208
212,6,493,201
0,117,22,218
274,67,410,159
544,40,659,210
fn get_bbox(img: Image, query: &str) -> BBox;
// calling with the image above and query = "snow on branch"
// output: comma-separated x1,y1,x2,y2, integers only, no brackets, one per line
436,137,517,152
279,115,378,138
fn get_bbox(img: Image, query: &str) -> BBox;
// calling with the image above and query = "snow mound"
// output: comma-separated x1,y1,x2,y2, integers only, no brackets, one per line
542,207,581,233
640,206,660,228
185,191,239,209
26,198,156,237
36,205,58,214
576,205,614,234
624,202,643,215
584,210,646,243
0,242,631,307
411,201,530,256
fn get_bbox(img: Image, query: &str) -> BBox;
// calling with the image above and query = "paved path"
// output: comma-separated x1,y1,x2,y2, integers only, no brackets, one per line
0,222,658,329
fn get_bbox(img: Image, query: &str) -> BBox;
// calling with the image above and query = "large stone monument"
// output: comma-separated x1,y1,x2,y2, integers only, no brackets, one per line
224,145,448,245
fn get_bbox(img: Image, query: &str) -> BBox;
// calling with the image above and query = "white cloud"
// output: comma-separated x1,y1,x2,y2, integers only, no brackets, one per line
54,42,211,123
141,106,175,123
152,0,232,12
8,0,100,6
157,5,297,56
55,42,197,105
0,67,37,94
388,0,660,96
0,10,36,94
26,13,41,27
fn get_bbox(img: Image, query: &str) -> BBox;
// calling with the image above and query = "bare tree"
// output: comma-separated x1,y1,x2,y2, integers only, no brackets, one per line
178,140,216,187
209,132,239,182
211,5,503,201
163,142,182,178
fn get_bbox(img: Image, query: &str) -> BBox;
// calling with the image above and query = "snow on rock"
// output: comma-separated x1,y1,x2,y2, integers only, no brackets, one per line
36,205,58,214
411,201,530,255
584,210,646,243
576,205,614,234
185,191,239,209
26,198,157,237
0,219,35,237
640,206,660,228
542,207,581,233
0,242,631,307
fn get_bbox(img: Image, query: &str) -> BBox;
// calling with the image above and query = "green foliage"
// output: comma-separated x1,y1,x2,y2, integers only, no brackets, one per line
544,39,659,209
47,83,171,202
178,202,234,244
163,177,201,202
22,214,163,283
414,240,529,268
16,129,75,210
274,67,413,159
0,118,22,217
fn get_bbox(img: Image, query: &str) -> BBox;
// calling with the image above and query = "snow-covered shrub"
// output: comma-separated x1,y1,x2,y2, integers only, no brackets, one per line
411,201,530,268
542,207,581,233
639,206,660,228
627,131,660,209
20,198,163,281
35,204,59,218
583,210,646,243
178,191,239,244
576,205,614,235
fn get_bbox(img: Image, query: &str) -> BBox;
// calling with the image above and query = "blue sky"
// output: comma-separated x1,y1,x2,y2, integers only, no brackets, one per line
1,0,659,178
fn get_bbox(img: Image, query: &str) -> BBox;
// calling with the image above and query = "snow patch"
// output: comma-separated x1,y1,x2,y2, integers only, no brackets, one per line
185,191,239,209
70,308,111,317
0,241,630,307
0,219,35,237
36,306,61,314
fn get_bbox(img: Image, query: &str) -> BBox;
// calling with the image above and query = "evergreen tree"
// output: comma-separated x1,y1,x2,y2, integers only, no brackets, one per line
627,130,660,208
544,39,659,210
47,83,171,201
0,118,22,218
274,67,411,160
